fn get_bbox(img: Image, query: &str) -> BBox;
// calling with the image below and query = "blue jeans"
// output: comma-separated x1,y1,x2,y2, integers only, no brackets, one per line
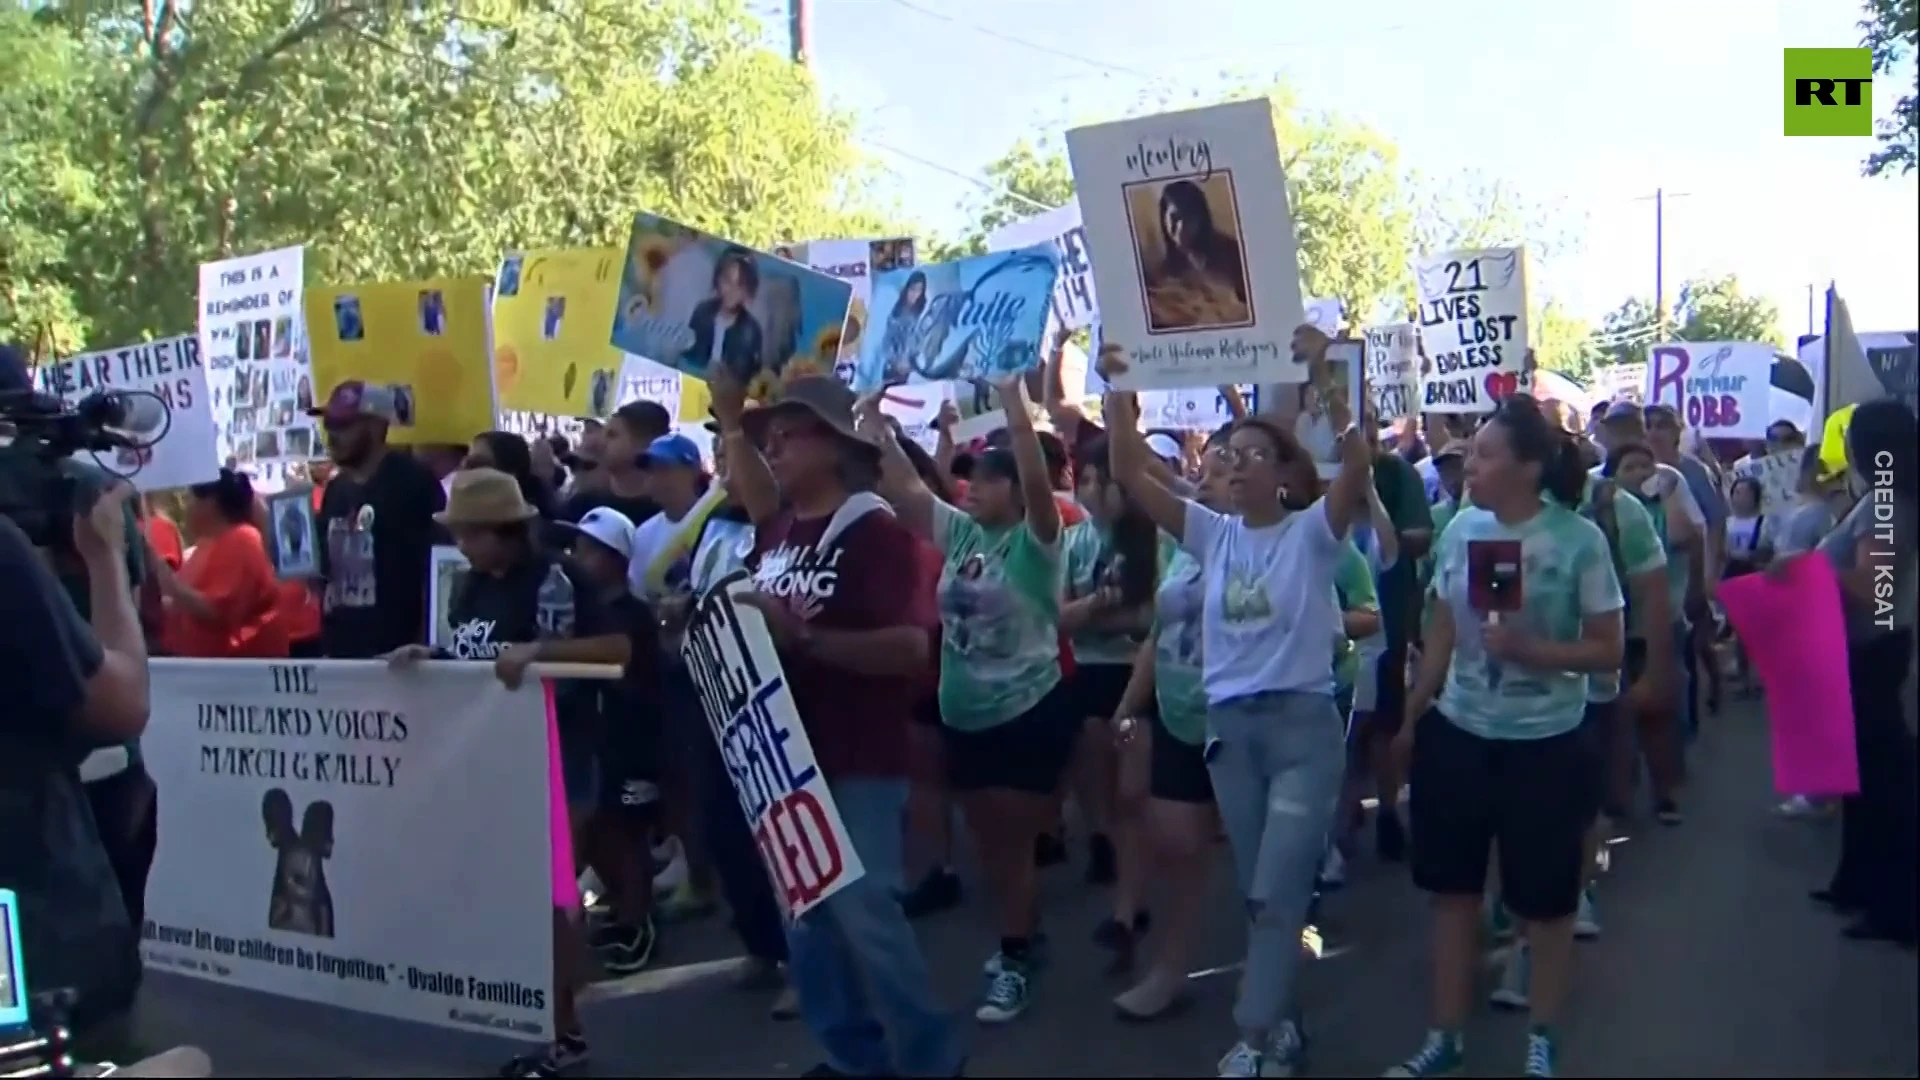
785,777,961,1077
1206,691,1346,1035
1674,620,1697,743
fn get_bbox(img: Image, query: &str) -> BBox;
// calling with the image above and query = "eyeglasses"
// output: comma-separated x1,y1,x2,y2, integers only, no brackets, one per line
1210,446,1280,467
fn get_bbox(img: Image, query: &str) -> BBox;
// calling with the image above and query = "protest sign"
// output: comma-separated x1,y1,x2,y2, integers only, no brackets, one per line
851,246,1060,391
986,202,1097,333
616,354,685,419
197,245,314,486
1645,342,1771,440
428,546,471,651
1718,558,1859,796
1304,296,1344,335
610,213,852,399
1269,339,1363,478
1864,331,1918,413
1067,98,1307,391
1732,448,1804,512
1413,247,1530,413
680,573,865,920
877,382,954,450
305,277,497,446
36,335,220,491
1137,385,1258,432
139,659,554,1037
780,237,917,380
492,249,624,418
1364,323,1419,421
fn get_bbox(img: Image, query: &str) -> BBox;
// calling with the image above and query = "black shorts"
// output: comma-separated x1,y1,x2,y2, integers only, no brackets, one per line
1073,662,1134,720
598,700,663,823
942,680,1080,795
1407,709,1599,921
1578,700,1615,824
1149,713,1212,804
1366,637,1410,735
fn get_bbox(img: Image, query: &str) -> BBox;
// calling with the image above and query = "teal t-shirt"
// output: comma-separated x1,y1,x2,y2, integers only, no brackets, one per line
1576,478,1668,703
933,501,1062,731
1420,495,1461,629
1332,541,1379,692
1430,503,1625,740
1060,520,1163,667
1151,546,1207,745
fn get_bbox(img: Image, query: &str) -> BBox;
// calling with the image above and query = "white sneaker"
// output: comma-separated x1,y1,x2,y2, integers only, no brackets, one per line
652,836,688,895
1317,846,1347,889
1490,942,1530,1009
1574,886,1601,940
1775,795,1833,819
1217,1040,1263,1078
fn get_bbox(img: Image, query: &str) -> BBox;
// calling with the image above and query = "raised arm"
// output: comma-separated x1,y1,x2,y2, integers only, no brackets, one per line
996,376,1061,545
707,365,781,528
856,391,938,540
1100,348,1191,541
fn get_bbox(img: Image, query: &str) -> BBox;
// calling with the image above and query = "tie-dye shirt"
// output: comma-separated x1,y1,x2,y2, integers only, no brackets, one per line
1430,502,1625,740
933,501,1062,731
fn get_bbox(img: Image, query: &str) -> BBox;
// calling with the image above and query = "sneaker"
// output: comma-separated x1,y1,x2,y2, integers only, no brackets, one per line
1776,795,1833,819
656,880,716,923
982,932,1049,974
1523,1028,1557,1077
1375,808,1407,862
589,916,656,975
1381,1030,1464,1077
975,963,1030,1023
1490,942,1530,1009
1086,832,1118,884
1574,886,1601,940
899,867,963,918
1264,1016,1308,1077
499,1032,588,1077
1217,1041,1263,1077
651,836,687,893
579,868,607,916
1655,798,1684,826
1318,846,1347,889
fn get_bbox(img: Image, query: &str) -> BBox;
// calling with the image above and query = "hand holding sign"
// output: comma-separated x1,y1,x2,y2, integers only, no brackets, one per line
733,591,806,649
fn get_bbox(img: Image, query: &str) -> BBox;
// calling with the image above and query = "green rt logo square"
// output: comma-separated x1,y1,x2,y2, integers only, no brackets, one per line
1784,48,1873,136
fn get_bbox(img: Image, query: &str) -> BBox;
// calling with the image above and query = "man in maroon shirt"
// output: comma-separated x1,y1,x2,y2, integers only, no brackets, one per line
717,375,962,1078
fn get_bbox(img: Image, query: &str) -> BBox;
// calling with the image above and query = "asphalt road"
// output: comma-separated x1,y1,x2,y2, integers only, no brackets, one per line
133,701,1919,1077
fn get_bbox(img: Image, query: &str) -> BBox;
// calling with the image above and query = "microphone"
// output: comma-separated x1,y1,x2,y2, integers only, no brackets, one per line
73,390,169,448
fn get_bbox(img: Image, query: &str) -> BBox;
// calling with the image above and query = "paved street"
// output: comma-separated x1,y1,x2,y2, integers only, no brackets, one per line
133,702,1919,1077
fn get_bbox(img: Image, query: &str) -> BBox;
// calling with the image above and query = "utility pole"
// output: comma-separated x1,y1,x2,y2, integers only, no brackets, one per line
789,0,811,68
1634,188,1690,340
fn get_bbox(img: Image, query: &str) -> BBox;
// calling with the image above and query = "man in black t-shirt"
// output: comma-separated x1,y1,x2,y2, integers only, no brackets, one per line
559,400,667,527
310,381,446,658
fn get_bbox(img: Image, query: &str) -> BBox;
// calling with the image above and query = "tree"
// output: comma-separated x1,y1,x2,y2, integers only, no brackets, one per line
10,0,897,348
939,138,1076,259
1861,0,1918,177
1586,274,1784,368
1530,301,1595,383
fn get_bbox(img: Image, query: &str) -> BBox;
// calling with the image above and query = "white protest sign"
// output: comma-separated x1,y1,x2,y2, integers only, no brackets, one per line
36,335,220,491
1067,98,1307,391
197,246,315,488
986,202,1097,333
1644,342,1772,440
139,659,554,1038
1138,385,1258,432
877,382,953,451
1413,247,1530,414
616,353,684,416
680,573,865,920
1363,323,1419,421
1732,448,1803,513
1304,296,1344,335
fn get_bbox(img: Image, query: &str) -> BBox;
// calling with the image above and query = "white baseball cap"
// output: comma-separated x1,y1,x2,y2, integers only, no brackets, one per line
558,506,636,561
1144,432,1183,463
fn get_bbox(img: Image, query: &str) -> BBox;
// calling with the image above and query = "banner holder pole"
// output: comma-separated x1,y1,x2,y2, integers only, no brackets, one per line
149,658,623,681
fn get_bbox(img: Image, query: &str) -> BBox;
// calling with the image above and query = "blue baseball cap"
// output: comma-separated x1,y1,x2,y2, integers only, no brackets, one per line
639,432,703,470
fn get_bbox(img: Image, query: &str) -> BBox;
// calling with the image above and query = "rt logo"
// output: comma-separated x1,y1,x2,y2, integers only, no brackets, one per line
1783,48,1873,137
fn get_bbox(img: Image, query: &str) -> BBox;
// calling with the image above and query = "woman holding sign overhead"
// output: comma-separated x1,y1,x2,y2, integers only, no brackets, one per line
1388,396,1624,1080
1103,325,1373,1079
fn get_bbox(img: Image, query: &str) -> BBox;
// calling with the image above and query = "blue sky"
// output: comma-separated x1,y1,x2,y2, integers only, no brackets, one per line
805,0,1919,336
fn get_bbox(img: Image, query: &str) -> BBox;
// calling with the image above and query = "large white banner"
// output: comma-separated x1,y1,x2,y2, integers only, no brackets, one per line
35,334,221,492
140,659,555,1038
197,245,315,488
681,573,864,920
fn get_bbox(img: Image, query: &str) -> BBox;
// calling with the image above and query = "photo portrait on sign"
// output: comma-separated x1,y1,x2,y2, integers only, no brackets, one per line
272,315,293,358
253,319,273,362
264,488,317,578
851,245,1060,390
418,289,447,337
1125,174,1252,334
333,296,365,343
263,789,336,938
255,429,281,461
542,297,566,341
610,212,853,398
497,254,524,298
1270,338,1363,478
429,545,472,650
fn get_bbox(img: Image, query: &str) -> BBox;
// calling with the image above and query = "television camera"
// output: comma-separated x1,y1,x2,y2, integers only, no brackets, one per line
0,383,171,552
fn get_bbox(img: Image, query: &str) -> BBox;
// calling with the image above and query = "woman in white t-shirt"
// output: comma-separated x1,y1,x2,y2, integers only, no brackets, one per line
1102,327,1373,1079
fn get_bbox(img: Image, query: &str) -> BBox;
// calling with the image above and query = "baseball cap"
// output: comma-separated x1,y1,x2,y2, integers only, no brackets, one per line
639,432,703,469
556,506,637,561
1601,400,1643,425
1144,432,1182,463
1432,443,1466,463
308,380,401,425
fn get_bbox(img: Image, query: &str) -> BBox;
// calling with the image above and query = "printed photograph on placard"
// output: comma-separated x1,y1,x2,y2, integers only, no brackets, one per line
429,545,472,651
263,489,319,579
610,213,853,399
1269,338,1365,478
1413,246,1530,414
870,237,916,273
1124,174,1251,333
1067,98,1308,391
987,201,1098,333
851,244,1060,391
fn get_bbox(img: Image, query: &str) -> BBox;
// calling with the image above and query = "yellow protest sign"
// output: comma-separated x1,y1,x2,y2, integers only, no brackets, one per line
304,277,495,446
492,249,624,418
678,375,712,422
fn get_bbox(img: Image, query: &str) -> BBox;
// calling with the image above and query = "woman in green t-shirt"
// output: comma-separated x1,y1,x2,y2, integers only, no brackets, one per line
862,376,1071,1026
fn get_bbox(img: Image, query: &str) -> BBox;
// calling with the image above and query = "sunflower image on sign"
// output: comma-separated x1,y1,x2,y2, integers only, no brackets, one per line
492,248,623,417
838,295,868,361
306,276,495,445
610,212,852,401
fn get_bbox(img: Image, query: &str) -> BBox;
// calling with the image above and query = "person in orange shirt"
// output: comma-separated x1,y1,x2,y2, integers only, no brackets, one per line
141,496,185,571
155,470,287,658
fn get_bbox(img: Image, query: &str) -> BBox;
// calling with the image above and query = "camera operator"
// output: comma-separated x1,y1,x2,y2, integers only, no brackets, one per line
0,346,152,1046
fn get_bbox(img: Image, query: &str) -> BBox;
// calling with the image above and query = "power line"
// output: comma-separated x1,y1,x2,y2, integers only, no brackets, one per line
878,0,1160,81
861,137,1057,215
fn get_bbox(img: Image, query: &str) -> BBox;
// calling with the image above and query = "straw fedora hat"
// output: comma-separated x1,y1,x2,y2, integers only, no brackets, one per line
435,467,539,527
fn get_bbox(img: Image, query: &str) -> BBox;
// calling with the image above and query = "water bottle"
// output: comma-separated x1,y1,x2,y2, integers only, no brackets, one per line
536,562,575,640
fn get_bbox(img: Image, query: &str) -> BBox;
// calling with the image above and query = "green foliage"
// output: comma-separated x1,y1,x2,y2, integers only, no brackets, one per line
949,81,1574,329
1860,0,1918,177
1586,274,1784,369
5,0,903,351
1530,300,1596,383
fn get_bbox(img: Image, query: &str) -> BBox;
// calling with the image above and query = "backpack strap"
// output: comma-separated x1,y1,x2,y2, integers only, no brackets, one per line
1590,479,1633,609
